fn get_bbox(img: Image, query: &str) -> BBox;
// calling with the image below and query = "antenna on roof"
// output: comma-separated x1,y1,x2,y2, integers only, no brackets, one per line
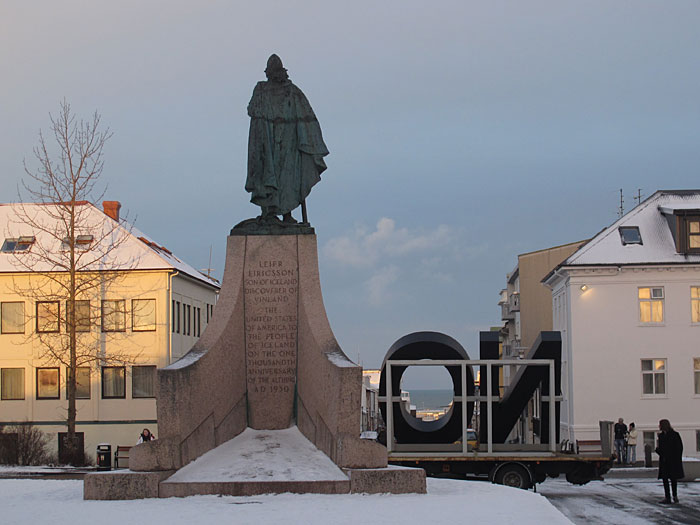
618,188,624,218
633,188,643,207
200,245,214,278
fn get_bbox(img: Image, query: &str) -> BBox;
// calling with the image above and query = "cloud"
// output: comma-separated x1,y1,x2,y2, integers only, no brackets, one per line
324,217,453,268
365,265,399,306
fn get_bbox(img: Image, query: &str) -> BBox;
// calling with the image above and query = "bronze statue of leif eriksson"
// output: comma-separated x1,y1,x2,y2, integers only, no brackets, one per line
243,54,329,229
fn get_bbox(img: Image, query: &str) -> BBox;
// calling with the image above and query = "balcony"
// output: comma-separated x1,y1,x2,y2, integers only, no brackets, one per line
501,302,514,321
509,293,520,312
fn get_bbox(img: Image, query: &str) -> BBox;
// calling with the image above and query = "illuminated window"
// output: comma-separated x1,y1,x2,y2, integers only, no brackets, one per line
101,367,125,398
101,300,126,332
1,368,24,400
639,287,664,324
132,299,156,332
695,358,700,395
1,236,35,253
688,219,700,251
36,368,60,399
1,302,25,334
692,287,700,323
36,301,60,333
619,226,642,245
67,367,91,399
641,359,666,395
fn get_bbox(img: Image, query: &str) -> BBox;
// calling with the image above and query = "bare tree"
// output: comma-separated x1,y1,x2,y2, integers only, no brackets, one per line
6,100,140,464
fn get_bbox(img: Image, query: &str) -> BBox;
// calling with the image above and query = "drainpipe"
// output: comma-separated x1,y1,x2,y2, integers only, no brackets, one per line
167,270,179,366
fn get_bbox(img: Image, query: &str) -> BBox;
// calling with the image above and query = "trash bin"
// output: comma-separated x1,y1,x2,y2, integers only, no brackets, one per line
96,443,111,470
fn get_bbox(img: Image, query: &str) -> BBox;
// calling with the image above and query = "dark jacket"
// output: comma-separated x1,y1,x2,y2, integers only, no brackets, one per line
614,422,628,440
656,430,684,480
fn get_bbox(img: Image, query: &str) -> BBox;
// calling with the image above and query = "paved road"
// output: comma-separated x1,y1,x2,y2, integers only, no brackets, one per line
538,478,700,525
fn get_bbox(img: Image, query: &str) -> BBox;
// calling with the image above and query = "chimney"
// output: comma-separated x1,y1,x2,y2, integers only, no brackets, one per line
102,201,122,222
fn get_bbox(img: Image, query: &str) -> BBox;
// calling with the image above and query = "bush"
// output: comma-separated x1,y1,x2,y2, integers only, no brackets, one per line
0,424,51,465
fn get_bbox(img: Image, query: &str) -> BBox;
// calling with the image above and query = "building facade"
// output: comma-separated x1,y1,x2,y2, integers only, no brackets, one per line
0,201,219,461
544,190,700,458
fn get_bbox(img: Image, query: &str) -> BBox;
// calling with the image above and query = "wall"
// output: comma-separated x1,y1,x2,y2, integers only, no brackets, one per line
557,266,700,457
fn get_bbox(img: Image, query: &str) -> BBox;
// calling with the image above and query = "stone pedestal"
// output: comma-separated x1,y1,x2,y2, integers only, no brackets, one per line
84,233,423,500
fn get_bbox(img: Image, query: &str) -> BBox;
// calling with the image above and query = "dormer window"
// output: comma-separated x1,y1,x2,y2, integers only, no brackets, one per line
688,219,700,251
619,226,642,245
1,236,36,253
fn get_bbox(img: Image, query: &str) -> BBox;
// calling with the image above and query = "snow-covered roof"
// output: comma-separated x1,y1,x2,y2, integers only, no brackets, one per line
548,190,700,274
0,202,219,288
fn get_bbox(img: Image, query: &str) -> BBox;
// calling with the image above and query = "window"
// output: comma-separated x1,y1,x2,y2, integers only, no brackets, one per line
696,430,700,452
132,299,156,331
639,287,664,323
196,307,201,337
67,367,90,399
67,300,91,332
101,367,125,398
172,300,176,333
36,368,59,399
692,287,700,324
1,236,35,253
132,365,156,398
176,301,181,334
642,359,666,395
688,219,700,252
619,226,642,245
187,304,191,336
36,301,60,333
101,300,126,332
1,368,24,400
60,234,94,251
1,302,25,334
695,358,700,395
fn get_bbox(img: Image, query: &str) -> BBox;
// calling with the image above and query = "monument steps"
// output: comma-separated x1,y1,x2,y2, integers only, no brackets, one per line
159,426,351,496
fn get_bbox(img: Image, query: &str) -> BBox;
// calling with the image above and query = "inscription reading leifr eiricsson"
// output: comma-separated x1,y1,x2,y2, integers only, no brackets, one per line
245,260,298,401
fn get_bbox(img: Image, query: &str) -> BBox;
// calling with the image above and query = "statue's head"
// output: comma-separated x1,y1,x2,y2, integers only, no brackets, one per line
265,54,289,82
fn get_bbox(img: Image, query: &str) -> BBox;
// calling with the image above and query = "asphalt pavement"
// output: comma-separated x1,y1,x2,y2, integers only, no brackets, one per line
538,476,700,525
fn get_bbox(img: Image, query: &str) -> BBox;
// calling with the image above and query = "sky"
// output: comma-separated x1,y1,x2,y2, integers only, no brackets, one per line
1,1,699,387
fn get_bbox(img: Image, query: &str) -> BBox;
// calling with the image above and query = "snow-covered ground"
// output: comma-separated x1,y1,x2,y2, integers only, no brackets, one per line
0,478,570,525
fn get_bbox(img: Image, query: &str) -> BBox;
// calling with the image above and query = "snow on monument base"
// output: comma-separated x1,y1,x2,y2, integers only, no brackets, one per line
84,234,424,499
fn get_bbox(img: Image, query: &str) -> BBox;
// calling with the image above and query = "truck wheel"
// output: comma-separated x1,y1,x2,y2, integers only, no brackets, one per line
495,464,531,489
565,466,594,485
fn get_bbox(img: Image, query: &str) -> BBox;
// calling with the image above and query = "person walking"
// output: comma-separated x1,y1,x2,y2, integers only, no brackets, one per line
614,418,628,465
656,419,684,504
627,422,638,465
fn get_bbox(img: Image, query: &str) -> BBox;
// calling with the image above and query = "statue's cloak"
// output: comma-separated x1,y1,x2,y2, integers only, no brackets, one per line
246,80,329,216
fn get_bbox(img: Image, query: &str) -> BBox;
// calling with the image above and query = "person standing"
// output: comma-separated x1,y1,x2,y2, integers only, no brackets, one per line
656,419,684,504
137,428,156,445
627,422,638,465
614,418,628,465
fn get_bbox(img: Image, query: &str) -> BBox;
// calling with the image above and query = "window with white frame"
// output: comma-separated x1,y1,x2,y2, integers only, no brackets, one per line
641,359,666,395
692,287,700,323
639,287,664,323
695,358,700,395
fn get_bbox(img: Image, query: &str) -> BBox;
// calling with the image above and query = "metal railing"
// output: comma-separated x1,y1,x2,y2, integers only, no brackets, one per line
379,358,560,457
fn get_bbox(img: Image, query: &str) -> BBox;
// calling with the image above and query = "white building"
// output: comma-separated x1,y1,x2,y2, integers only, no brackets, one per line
544,190,700,458
0,201,219,461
